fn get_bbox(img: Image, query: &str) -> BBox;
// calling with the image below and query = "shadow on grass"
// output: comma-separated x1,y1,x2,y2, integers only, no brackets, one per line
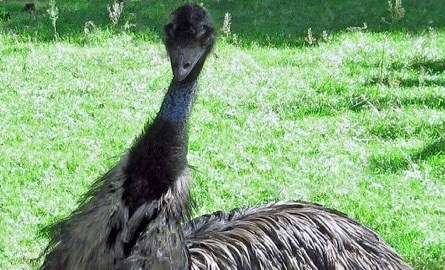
349,90,445,115
368,77,445,88
393,59,445,74
412,137,445,160
369,137,445,174
397,78,445,87
365,58,445,93
400,59,445,74
1,0,445,46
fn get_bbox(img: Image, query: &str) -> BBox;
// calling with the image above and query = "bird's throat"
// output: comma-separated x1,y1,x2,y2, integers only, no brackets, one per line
158,80,197,127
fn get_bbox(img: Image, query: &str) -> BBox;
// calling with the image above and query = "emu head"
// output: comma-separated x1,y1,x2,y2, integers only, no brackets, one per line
164,4,215,82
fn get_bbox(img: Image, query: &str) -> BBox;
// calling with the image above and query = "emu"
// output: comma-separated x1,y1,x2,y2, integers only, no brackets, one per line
41,4,413,270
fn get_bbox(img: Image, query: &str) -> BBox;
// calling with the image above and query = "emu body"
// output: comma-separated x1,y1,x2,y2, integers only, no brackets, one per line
183,202,411,270
41,4,412,270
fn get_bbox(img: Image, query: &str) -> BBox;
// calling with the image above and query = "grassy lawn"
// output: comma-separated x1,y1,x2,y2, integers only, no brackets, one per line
1,1,444,269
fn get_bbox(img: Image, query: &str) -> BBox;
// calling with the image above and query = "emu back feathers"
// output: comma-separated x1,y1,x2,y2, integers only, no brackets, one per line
183,202,413,270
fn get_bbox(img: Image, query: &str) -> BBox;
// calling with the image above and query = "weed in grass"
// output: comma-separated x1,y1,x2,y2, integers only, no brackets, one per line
221,12,231,37
108,0,124,27
387,0,406,23
122,16,136,31
221,12,239,45
47,0,59,40
349,94,382,116
321,30,331,43
346,23,368,32
83,20,96,35
305,27,316,46
305,28,332,46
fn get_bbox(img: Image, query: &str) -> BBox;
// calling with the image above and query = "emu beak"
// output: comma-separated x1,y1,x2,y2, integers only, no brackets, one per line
170,44,206,82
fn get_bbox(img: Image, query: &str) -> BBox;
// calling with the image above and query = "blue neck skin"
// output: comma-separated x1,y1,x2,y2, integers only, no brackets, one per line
157,80,197,126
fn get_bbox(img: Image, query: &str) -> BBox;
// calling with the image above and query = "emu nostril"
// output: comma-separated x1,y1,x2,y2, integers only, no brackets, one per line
183,63,191,69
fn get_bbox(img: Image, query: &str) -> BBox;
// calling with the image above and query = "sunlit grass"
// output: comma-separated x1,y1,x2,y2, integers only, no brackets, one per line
1,1,445,269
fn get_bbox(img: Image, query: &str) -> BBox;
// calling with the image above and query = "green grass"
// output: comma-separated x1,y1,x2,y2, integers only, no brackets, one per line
1,1,445,269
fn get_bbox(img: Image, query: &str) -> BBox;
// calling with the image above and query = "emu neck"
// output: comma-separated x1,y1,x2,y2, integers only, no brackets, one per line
123,79,197,216
158,80,197,126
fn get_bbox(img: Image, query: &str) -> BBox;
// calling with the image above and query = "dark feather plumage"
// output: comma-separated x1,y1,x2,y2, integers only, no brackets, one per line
40,4,412,270
183,202,412,270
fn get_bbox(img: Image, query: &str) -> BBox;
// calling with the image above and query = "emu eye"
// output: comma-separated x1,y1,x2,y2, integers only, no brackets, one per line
192,12,204,22
164,22,175,38
196,25,210,40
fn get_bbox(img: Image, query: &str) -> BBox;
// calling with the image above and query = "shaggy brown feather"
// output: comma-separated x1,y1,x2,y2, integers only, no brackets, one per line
183,202,412,270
